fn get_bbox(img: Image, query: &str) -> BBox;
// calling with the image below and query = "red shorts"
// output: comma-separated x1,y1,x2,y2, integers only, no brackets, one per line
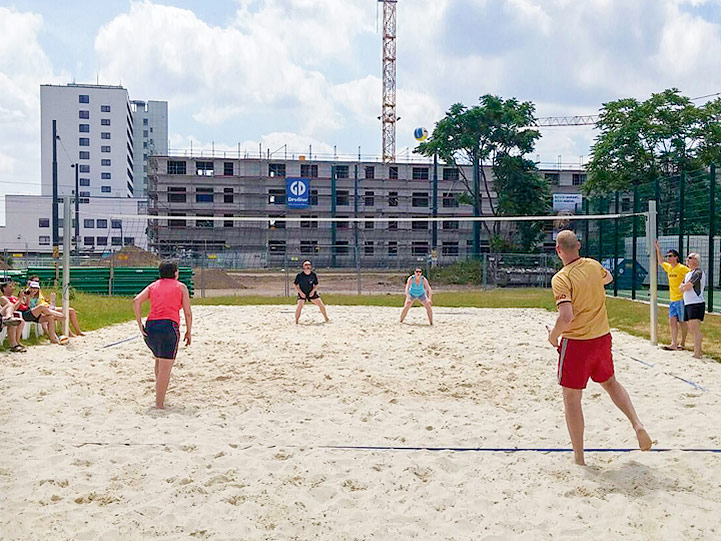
557,333,614,389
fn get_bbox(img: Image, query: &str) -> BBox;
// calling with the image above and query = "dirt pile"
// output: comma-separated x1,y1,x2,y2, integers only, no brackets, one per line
99,246,161,268
193,268,247,289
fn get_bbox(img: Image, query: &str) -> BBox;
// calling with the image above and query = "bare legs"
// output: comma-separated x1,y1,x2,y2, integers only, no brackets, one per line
295,298,329,324
400,297,433,325
563,376,651,466
669,317,688,349
687,319,703,359
155,357,175,409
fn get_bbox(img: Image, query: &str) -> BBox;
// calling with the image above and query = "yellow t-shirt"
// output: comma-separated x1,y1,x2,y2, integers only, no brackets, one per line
551,257,611,340
661,262,690,302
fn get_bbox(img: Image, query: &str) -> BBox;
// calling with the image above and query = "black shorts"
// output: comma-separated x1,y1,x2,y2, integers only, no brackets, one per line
144,319,180,359
298,292,320,301
684,302,705,321
22,309,40,323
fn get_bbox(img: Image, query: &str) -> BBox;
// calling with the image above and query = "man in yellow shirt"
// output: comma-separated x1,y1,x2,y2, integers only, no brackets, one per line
654,241,689,350
548,230,652,466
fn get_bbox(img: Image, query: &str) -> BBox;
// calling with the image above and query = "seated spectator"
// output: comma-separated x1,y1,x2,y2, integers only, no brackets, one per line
21,280,62,344
27,275,85,337
1,280,27,352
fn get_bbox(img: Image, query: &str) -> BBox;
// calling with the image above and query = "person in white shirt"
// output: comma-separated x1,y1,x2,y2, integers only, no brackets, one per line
680,253,706,359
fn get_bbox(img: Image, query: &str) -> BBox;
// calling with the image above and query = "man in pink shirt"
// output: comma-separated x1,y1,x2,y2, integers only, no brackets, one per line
134,261,192,409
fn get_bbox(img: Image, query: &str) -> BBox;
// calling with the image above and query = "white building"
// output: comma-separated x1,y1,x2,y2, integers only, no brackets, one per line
0,83,164,255
131,100,168,198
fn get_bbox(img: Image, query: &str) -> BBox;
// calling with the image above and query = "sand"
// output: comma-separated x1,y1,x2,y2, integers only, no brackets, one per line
1,305,720,540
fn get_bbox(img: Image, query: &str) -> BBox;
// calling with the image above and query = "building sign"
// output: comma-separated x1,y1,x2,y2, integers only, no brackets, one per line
552,193,583,212
286,177,310,208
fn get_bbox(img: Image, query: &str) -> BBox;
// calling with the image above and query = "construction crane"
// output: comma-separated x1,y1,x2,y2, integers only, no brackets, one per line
535,115,599,127
379,0,398,163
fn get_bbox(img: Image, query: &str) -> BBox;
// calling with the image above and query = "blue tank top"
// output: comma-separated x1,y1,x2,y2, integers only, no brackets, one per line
409,275,425,296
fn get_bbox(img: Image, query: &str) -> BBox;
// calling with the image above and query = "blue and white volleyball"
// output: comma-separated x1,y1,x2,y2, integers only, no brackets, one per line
414,127,429,142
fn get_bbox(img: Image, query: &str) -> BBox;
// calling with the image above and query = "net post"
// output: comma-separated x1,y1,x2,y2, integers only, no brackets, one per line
708,164,716,313
62,196,71,337
647,200,658,346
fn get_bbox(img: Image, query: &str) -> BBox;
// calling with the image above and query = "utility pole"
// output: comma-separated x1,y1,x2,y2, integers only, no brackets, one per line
73,163,79,254
52,120,59,253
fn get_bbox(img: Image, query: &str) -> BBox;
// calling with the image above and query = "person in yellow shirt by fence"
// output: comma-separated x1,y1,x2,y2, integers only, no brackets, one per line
654,241,689,351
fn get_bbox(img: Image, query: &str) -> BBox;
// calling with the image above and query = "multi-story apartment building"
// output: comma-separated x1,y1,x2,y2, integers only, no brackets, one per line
147,155,589,267
131,100,169,198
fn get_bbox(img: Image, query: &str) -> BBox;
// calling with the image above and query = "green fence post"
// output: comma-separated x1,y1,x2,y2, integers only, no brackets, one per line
614,191,619,297
632,184,638,300
708,164,716,313
598,196,604,263
583,198,590,257
654,174,661,238
678,172,685,256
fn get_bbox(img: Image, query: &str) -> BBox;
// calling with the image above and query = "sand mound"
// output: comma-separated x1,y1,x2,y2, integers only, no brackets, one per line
97,246,160,268
194,268,247,289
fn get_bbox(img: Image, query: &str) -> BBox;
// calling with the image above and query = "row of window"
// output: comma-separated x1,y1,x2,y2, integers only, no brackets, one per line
78,96,111,113
38,235,133,247
79,134,111,146
39,218,122,229
78,120,111,130
265,240,461,257
78,153,112,166
164,216,460,231
166,160,461,181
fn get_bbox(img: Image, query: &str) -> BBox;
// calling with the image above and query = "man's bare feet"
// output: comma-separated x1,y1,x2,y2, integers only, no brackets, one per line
693,354,702,359
635,426,652,451
574,453,586,466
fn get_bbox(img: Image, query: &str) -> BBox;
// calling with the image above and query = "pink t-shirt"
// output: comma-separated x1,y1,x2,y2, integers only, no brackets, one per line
147,279,184,324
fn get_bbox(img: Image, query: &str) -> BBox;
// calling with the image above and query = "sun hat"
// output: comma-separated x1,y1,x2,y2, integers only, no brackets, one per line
28,281,41,288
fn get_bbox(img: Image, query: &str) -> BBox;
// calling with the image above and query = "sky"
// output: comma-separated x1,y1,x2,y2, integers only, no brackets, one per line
2,0,721,201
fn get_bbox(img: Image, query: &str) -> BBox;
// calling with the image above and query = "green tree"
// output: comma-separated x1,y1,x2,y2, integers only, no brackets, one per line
416,95,549,251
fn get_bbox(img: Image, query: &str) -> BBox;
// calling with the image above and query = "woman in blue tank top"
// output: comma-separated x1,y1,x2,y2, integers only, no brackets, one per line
400,267,433,325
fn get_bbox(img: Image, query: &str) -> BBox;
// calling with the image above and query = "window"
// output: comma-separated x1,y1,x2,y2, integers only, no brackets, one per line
111,237,122,246
300,240,318,254
269,214,285,229
97,219,108,228
79,110,90,119
79,137,90,146
195,161,214,176
79,95,89,103
79,151,90,160
84,236,94,246
268,163,286,177
412,241,429,256
336,216,349,229
39,218,49,228
196,214,214,228
111,219,122,229
224,187,234,203
442,241,459,256
365,191,375,207
335,165,349,179
79,190,90,201
101,172,111,180
300,215,318,229
39,235,50,245
167,160,187,175
300,164,318,177
443,220,459,230
364,220,374,229
412,217,428,230
101,105,110,112
388,241,398,256
310,189,318,206
224,214,234,228
79,123,90,132
335,241,349,255
268,189,285,205
412,167,429,180
101,145,111,153
101,186,111,193
622,198,631,212
143,118,148,125
412,192,429,207
96,237,108,246
84,219,94,228
443,194,459,208
143,142,147,148
364,241,374,256
389,166,398,179
101,159,111,166
168,213,186,227
101,132,111,139
443,168,459,181
196,187,214,203
80,178,90,186
123,237,135,245
365,166,375,179
224,162,234,176
268,240,286,254
101,119,111,126
336,190,349,206
143,130,148,137
572,173,587,186
388,191,398,207
545,173,560,185
79,165,90,173
388,217,398,230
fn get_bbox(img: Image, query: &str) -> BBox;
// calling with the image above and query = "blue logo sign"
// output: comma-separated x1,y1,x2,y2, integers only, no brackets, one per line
286,177,310,208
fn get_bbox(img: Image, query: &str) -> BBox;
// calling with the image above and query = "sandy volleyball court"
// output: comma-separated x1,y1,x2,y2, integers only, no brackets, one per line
2,305,721,540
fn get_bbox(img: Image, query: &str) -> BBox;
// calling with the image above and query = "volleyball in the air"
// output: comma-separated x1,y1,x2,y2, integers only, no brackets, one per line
58,335,69,345
414,127,428,141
